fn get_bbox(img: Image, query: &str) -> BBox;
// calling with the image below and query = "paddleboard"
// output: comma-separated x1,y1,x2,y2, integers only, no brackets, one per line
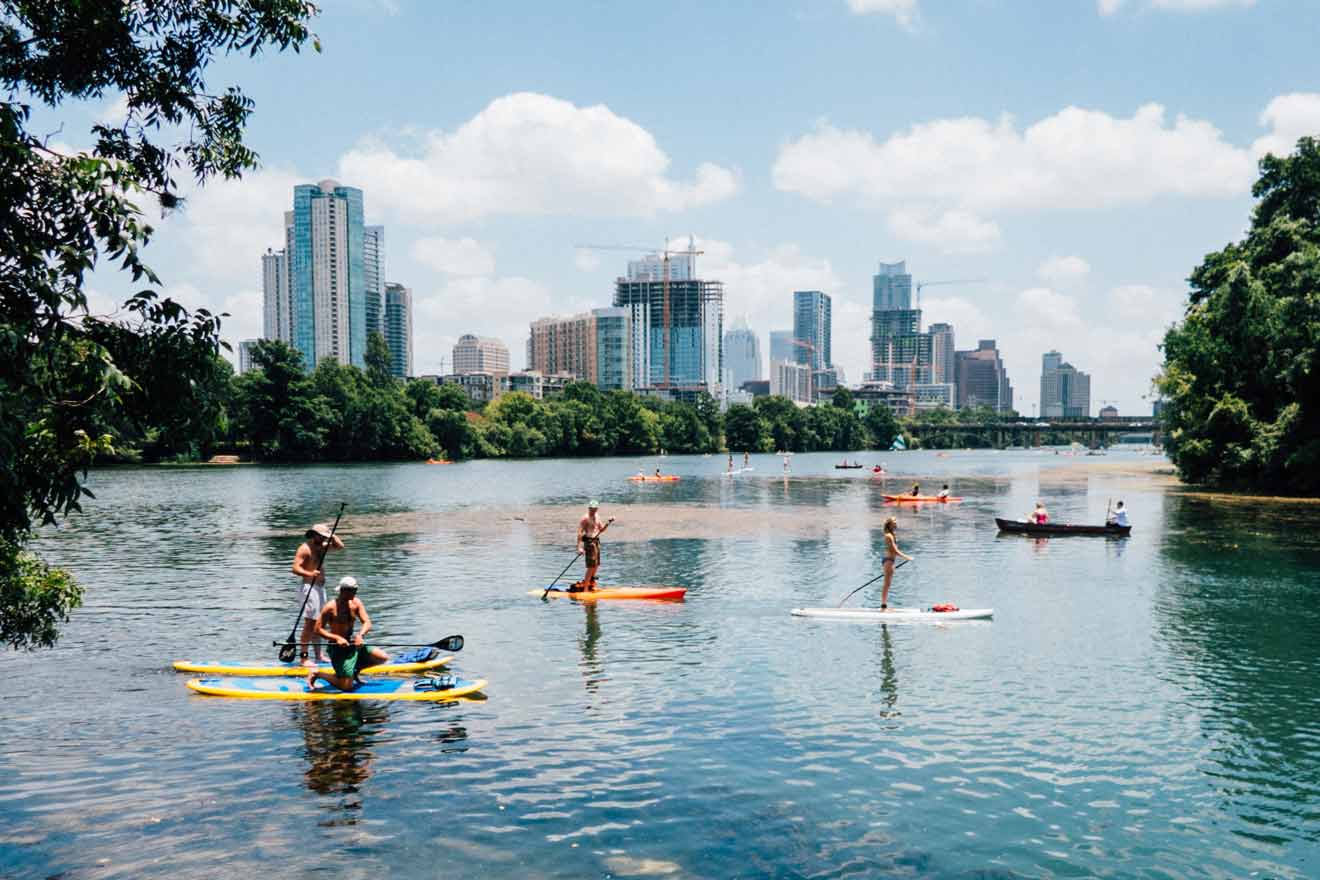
791,607,993,622
628,475,680,482
533,586,687,601
172,655,452,677
882,495,963,503
186,675,487,701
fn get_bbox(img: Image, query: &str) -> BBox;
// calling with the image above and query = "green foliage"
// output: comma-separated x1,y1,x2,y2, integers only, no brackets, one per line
724,404,770,452
864,403,900,449
1158,137,1320,493
365,332,395,389
0,1,318,647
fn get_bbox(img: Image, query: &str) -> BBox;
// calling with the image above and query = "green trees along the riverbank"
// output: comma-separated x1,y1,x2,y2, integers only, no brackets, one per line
225,341,901,461
1158,137,1320,495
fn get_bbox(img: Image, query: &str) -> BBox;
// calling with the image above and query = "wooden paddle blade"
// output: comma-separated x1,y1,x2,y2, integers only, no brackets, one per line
433,635,464,652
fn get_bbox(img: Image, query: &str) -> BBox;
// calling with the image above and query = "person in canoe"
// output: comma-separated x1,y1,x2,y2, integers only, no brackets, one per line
306,577,389,691
1031,502,1049,524
572,500,615,591
937,484,950,499
880,517,914,610
655,467,663,478
743,450,750,469
1107,501,1130,527
291,522,345,667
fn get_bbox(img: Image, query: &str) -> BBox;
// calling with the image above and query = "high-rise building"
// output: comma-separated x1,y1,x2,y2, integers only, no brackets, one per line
955,340,1014,413
769,330,795,365
238,339,259,375
1040,352,1091,417
527,308,630,389
453,335,510,377
770,360,812,405
869,261,934,387
261,248,292,344
793,290,831,370
723,319,763,389
928,323,956,385
613,255,723,392
383,282,412,379
287,179,368,370
626,243,696,283
363,226,385,339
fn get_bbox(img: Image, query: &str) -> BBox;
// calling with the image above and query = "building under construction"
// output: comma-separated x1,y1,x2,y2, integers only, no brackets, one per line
613,272,724,395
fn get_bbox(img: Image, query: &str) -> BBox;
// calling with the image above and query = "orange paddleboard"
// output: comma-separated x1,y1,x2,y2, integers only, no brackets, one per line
533,586,686,601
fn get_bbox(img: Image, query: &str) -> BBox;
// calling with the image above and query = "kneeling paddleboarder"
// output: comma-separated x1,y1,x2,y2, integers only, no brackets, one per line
306,577,390,691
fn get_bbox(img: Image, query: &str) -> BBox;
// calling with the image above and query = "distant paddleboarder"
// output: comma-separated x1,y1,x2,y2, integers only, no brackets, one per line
291,522,345,667
306,577,389,691
1107,501,1130,527
572,500,614,591
938,484,950,499
880,517,914,610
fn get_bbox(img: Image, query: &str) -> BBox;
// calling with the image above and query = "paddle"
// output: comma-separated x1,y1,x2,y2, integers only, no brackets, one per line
278,502,346,663
836,559,910,608
275,634,465,652
541,517,614,598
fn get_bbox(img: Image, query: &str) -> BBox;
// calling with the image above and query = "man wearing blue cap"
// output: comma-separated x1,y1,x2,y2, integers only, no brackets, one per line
571,500,614,592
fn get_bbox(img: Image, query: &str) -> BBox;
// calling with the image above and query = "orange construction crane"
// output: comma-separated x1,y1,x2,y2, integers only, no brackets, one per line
914,278,987,310
574,238,704,389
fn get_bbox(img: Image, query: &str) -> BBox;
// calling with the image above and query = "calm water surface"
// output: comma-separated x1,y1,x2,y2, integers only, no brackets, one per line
4,450,1320,879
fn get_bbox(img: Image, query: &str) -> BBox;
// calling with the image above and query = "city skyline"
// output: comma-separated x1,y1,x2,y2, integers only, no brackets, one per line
52,1,1320,414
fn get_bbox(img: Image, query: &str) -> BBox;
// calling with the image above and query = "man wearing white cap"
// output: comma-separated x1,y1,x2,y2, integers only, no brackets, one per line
306,577,390,691
291,522,345,666
572,500,614,591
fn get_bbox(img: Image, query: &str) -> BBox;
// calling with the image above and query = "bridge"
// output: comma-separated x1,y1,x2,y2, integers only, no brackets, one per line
906,417,1160,449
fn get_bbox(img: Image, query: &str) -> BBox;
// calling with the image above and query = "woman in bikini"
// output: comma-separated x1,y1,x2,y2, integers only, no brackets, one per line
881,517,914,610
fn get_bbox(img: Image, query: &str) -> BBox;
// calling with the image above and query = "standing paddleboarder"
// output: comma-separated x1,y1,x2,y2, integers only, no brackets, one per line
880,517,914,610
291,522,345,666
572,500,614,592
305,577,389,691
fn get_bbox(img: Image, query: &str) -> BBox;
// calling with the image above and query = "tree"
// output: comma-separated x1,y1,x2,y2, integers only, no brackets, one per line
864,404,900,450
830,386,855,411
1157,136,1320,492
365,331,395,389
0,2,318,648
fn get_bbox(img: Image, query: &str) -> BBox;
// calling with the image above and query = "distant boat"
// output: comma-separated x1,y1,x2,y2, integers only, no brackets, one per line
995,517,1131,536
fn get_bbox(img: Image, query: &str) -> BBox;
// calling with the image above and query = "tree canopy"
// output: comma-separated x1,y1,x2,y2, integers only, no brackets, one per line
1,1,318,648
1158,137,1320,494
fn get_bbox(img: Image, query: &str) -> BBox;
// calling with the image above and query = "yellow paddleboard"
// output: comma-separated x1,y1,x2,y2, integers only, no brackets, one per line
186,676,487,702
172,656,452,676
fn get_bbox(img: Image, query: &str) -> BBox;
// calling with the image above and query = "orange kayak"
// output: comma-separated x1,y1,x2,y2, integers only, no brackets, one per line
533,586,687,601
628,475,680,482
882,495,963,502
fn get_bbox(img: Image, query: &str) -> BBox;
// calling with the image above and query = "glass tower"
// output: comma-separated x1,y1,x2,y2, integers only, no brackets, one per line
792,290,831,370
290,179,368,371
384,282,412,379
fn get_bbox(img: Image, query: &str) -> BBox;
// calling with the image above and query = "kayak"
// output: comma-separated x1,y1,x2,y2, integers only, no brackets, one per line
425,459,452,465
995,517,1131,536
186,675,487,701
791,607,993,622
533,586,687,601
628,475,680,482
172,655,452,677
883,495,963,503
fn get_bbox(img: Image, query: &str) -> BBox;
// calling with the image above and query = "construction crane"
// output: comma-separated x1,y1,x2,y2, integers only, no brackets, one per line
914,278,987,311
574,237,704,389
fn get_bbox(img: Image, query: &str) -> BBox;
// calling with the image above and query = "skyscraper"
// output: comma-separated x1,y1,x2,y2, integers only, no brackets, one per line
238,339,259,375
928,323,956,385
288,179,368,370
793,290,831,371
261,247,292,344
528,309,631,387
613,256,723,392
383,282,412,379
768,330,795,365
453,335,510,376
593,307,632,391
364,225,385,339
1040,352,1091,417
955,340,1014,413
869,261,931,386
723,319,763,388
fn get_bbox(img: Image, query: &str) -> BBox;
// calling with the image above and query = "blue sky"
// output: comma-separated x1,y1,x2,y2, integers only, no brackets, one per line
66,0,1320,415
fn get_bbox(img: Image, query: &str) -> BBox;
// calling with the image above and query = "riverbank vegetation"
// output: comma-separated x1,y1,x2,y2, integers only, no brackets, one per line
1158,137,1320,495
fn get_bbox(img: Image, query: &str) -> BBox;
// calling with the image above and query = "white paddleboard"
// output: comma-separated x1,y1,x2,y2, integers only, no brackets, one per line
791,607,993,622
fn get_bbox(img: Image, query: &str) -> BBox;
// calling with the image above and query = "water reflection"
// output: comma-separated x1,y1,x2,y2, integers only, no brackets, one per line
873,625,900,719
297,702,387,816
579,602,604,695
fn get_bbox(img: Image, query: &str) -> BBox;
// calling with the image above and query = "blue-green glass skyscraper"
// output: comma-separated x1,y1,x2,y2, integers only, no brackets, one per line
290,179,368,371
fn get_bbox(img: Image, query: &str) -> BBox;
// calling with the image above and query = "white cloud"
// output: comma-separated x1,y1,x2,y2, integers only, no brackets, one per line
412,275,554,374
573,249,602,272
339,92,738,224
1037,255,1091,287
1109,283,1183,326
846,0,919,29
1101,0,1256,13
172,167,303,286
1017,287,1084,329
97,94,129,126
886,208,1001,253
1252,93,1320,159
410,237,496,277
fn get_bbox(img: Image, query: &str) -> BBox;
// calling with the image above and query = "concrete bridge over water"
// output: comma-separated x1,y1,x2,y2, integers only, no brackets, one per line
907,417,1160,449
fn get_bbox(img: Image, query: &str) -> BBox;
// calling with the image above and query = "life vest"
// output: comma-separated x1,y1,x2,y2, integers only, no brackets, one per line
931,603,959,613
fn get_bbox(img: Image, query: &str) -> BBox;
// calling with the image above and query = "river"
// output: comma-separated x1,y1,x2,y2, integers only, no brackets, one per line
4,449,1319,879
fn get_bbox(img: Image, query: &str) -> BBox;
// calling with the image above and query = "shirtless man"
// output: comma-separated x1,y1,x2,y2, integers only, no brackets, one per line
572,500,614,591
291,522,345,666
306,577,389,691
